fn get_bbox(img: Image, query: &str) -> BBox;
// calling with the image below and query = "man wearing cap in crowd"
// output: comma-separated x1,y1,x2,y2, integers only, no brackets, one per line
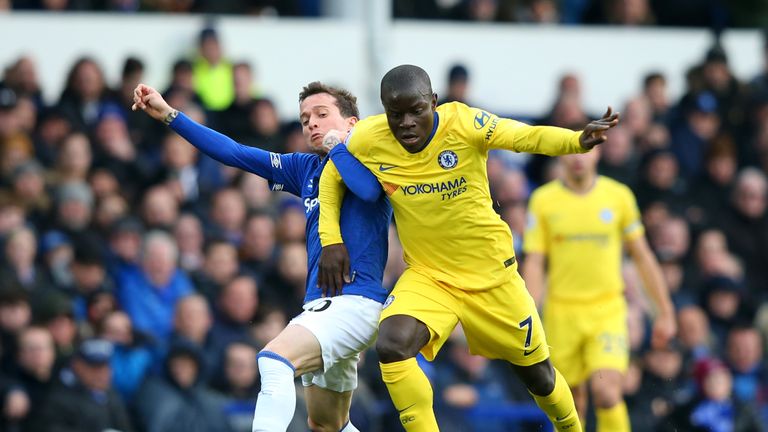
37,338,133,431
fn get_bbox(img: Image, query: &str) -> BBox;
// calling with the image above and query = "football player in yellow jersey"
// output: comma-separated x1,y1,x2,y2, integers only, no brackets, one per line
317,64,619,432
522,147,677,431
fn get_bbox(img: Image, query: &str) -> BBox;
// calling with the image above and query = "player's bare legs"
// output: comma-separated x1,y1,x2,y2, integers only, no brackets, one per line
590,369,628,432
254,325,359,432
376,315,437,431
261,324,324,375
511,359,582,431
305,385,353,431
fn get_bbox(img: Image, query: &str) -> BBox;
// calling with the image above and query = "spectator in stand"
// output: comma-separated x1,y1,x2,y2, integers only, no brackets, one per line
193,27,234,112
238,172,272,211
687,136,737,227
661,358,763,432
635,149,687,211
648,214,690,264
0,290,31,373
671,91,722,179
163,59,200,110
99,310,153,403
56,57,117,132
52,181,94,236
643,72,670,122
107,216,144,276
115,57,154,145
52,132,91,184
92,107,142,193
701,44,747,134
68,236,113,320
10,160,49,226
275,200,306,243
438,64,470,105
116,230,192,343
597,125,639,186
36,293,78,372
135,341,230,432
211,341,261,432
9,326,57,431
262,242,306,316
170,294,215,377
0,227,49,302
241,98,284,153
677,305,714,367
208,188,246,245
174,213,205,272
33,107,72,167
140,185,179,231
38,338,134,432
626,342,687,431
39,229,73,291
701,276,752,349
238,211,276,280
192,239,240,302
220,62,259,140
209,275,259,366
1,56,43,110
720,168,768,298
725,326,768,408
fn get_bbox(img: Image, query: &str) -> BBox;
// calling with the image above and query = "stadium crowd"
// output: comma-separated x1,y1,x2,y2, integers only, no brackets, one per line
0,21,767,432
1,0,767,28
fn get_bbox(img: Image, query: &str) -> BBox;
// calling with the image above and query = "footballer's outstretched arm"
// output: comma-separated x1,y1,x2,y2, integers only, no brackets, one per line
132,83,278,180
318,164,349,296
483,106,620,155
626,236,677,349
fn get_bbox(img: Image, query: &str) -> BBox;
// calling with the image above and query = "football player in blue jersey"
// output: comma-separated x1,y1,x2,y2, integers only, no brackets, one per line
133,82,391,432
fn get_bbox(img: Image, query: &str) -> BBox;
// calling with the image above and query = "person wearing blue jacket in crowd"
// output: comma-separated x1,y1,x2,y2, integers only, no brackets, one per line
132,81,391,432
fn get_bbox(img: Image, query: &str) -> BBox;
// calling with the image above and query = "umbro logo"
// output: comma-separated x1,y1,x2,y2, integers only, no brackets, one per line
379,164,398,172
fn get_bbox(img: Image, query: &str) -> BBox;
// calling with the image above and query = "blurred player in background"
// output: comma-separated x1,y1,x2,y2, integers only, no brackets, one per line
522,147,676,431
318,64,619,432
132,82,391,432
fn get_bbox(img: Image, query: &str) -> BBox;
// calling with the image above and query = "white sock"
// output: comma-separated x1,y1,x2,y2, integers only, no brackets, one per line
252,351,296,432
340,420,360,431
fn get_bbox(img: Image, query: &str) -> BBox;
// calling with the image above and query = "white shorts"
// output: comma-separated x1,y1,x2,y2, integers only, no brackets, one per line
288,295,382,393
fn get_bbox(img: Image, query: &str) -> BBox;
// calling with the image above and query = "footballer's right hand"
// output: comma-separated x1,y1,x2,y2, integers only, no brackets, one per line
318,243,351,297
131,83,174,122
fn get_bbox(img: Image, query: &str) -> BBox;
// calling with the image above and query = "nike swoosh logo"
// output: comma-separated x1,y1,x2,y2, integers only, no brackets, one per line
555,410,574,422
523,345,541,356
379,164,398,171
398,403,416,414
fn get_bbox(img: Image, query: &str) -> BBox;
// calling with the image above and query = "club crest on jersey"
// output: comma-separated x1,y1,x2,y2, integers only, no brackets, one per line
383,295,395,309
600,208,614,223
438,150,458,170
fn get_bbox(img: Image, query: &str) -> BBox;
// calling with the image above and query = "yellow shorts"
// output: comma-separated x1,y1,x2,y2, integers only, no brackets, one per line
543,296,629,386
380,268,549,366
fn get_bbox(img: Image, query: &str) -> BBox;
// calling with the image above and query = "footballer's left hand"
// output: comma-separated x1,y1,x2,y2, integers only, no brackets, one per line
651,312,677,349
322,129,347,153
580,106,620,150
318,243,351,297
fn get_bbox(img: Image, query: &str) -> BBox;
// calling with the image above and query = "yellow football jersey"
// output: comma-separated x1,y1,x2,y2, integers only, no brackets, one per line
524,176,644,302
320,102,585,291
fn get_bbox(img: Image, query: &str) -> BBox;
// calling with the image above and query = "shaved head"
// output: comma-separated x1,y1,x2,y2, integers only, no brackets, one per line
379,65,438,153
380,64,433,101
